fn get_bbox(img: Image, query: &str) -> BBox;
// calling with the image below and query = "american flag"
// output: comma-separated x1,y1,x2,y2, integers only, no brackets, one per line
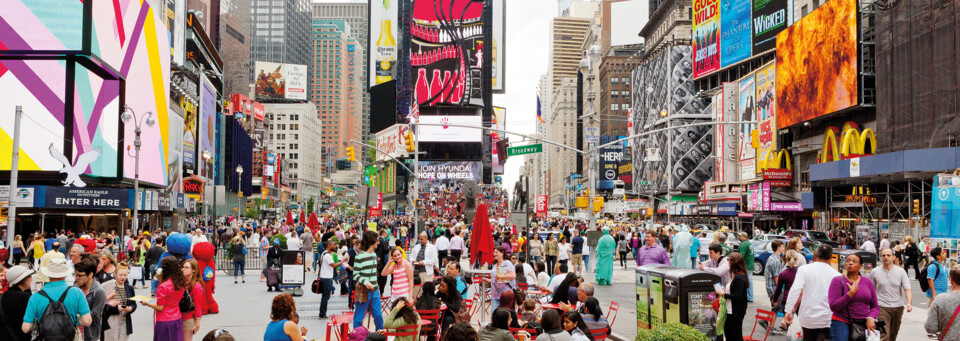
409,94,420,123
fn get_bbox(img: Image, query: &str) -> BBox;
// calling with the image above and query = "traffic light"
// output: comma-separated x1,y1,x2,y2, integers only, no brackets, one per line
404,131,415,152
913,199,920,215
346,146,356,162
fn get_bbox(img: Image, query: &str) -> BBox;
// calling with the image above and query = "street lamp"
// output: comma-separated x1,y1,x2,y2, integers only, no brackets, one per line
236,165,243,219
579,43,601,231
122,106,155,237
202,151,212,217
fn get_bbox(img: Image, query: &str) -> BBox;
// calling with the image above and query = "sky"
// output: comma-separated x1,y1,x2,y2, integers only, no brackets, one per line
313,0,558,197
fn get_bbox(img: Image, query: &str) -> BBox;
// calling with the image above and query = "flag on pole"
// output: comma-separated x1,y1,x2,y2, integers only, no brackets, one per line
409,94,420,123
536,95,544,123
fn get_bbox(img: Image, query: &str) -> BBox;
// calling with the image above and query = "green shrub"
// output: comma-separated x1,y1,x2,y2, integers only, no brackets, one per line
270,233,287,248
635,322,711,341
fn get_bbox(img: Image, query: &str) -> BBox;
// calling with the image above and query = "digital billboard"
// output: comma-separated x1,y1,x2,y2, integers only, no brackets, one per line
254,62,308,101
738,74,756,181
410,0,486,107
199,78,216,178
754,62,777,176
719,0,751,68
776,0,858,129
491,107,506,173
183,99,198,174
1,0,174,187
692,0,721,78
417,161,482,187
369,0,398,87
416,115,482,142
752,0,793,55
492,0,505,92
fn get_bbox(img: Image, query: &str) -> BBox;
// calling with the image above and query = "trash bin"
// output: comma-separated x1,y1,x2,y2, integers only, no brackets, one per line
645,265,677,330
636,264,672,332
833,249,879,274
660,268,723,339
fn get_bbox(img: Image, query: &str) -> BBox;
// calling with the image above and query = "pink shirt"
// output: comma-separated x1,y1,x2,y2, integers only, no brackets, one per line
155,280,185,322
181,283,204,320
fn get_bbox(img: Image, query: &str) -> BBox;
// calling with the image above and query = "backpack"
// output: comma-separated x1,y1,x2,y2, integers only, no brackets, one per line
36,290,77,341
919,263,941,293
179,287,195,314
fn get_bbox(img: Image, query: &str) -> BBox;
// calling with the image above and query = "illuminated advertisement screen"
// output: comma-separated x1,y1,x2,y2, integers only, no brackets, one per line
410,0,485,107
199,78,216,178
254,62,307,101
369,0,399,87
754,63,777,176
692,0,721,78
776,0,858,129
416,115,482,142
719,0,751,68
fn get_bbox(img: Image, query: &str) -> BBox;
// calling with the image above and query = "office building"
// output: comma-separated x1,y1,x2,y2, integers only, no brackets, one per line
313,2,371,142
249,0,312,83
263,102,324,200
312,19,364,174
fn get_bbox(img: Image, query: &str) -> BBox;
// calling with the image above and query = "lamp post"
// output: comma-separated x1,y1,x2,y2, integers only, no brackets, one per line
202,151,213,218
122,106,155,237
579,43,601,231
236,165,243,220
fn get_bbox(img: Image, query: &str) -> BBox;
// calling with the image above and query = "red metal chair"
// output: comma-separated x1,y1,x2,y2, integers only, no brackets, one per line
606,301,620,326
383,324,420,339
589,327,610,341
416,308,444,341
517,282,530,291
744,309,777,341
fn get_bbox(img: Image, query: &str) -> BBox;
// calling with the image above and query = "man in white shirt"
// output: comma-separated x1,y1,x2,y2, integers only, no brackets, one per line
860,238,877,254
880,234,891,251
318,240,348,318
435,228,450,261
409,232,439,298
286,232,302,250
784,244,841,341
448,229,465,261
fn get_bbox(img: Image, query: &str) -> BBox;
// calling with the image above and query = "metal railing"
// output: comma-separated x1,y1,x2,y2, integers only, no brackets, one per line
213,246,265,273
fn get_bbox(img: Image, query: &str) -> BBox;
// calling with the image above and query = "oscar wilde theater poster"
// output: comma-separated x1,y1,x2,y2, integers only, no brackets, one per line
410,0,486,107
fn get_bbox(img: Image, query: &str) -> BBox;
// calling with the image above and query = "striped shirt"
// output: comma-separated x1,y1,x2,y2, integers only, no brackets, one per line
391,262,410,298
353,251,379,289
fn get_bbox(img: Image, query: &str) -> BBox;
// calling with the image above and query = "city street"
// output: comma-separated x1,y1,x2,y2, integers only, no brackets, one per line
125,253,640,340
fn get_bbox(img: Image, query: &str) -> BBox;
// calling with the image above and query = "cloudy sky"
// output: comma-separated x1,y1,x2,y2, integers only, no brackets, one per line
313,0,558,196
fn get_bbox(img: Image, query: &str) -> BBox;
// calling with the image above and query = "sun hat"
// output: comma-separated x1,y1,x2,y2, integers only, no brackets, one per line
5,265,35,286
41,258,71,279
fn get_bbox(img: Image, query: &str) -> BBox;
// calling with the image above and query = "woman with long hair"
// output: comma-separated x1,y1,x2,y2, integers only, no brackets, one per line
557,237,571,267
784,237,807,267
381,297,420,341
140,256,188,341
495,289,522,328
716,252,750,341
579,297,609,333
491,246,516,315
536,310,573,341
544,234,558,275
828,254,879,340
438,276,465,332
96,250,118,283
535,261,551,292
12,234,24,265
903,235,922,279
381,247,413,305
102,261,138,341
133,237,150,289
773,250,801,314
416,281,442,311
480,309,515,341
264,294,308,341
181,259,205,341
231,236,246,284
551,273,579,305
29,234,44,268
562,311,595,341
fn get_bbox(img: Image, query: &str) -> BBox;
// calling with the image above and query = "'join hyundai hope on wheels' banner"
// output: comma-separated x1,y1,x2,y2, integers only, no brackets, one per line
417,161,482,188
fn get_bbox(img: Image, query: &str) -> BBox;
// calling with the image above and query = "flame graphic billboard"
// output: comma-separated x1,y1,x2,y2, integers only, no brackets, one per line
775,0,858,130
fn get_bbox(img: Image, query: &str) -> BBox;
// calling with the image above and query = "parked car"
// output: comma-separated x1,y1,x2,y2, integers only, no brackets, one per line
753,234,787,242
783,229,840,248
752,240,816,275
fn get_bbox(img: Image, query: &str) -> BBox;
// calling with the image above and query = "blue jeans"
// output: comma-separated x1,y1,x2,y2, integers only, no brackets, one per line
691,257,697,269
353,288,384,330
830,319,851,341
149,264,159,294
233,260,245,277
491,298,500,316
313,252,322,270
532,256,542,263
583,255,590,272
746,273,754,302
319,278,334,317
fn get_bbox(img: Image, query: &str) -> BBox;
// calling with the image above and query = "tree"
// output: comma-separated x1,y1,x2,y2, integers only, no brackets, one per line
366,138,377,162
307,196,315,215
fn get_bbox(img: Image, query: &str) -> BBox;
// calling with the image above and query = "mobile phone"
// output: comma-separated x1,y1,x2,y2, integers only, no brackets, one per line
713,283,722,292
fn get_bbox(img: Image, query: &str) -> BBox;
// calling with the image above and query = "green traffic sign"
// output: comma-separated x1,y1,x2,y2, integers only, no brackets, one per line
637,181,650,185
507,144,543,156
332,187,346,191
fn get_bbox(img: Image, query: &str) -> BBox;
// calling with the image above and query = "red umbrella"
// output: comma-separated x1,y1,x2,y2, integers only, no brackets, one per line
286,211,294,226
308,212,319,230
469,203,494,267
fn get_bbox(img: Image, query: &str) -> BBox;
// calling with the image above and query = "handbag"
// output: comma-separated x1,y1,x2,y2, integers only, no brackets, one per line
355,282,370,304
842,277,868,341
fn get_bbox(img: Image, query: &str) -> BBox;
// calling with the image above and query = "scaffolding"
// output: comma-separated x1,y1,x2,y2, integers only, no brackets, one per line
823,179,932,232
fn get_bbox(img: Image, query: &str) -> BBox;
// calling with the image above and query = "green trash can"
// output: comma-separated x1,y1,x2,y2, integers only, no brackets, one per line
660,268,723,339
636,264,672,332
646,265,678,330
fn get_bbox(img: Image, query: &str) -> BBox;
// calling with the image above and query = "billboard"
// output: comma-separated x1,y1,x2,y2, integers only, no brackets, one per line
776,0,858,129
254,62,307,101
754,62,777,176
714,83,738,183
599,136,625,183
492,0,505,92
417,161,482,187
692,0,721,78
752,0,793,55
738,75,756,181
491,107,506,173
199,78,216,178
411,0,486,107
719,0,751,68
374,124,410,162
165,0,187,65
1,0,173,186
369,0,398,87
183,98,198,174
416,115,483,142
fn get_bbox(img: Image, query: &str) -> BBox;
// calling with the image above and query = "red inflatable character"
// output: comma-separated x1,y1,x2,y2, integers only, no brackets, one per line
192,242,219,314
75,238,97,253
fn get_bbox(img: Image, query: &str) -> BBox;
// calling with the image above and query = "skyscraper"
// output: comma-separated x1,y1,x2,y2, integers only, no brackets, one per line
549,16,592,91
312,19,364,175
249,0,312,85
313,2,371,143
218,0,251,97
